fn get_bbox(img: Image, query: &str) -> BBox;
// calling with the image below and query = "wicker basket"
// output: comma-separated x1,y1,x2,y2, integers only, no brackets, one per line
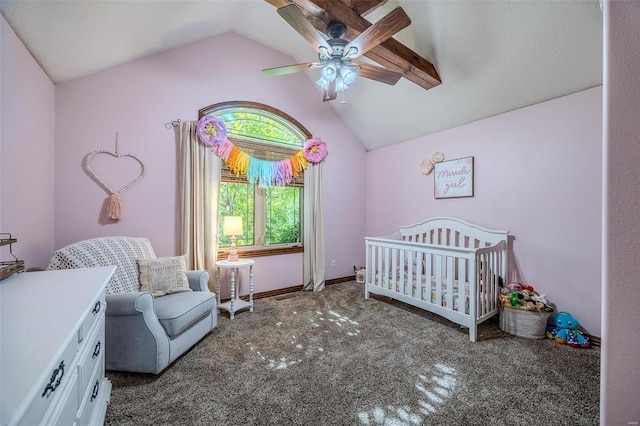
499,304,553,339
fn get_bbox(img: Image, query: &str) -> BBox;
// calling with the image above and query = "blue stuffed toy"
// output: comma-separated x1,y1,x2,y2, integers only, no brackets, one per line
546,312,590,348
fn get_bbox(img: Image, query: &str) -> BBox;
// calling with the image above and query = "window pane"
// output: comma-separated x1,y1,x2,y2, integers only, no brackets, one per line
215,109,305,148
265,186,301,245
219,182,254,247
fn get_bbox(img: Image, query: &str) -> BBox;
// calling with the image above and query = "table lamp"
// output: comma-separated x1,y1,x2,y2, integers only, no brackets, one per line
223,216,243,261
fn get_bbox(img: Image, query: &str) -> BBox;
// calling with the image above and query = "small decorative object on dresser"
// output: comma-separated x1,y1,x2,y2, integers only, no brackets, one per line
0,266,115,426
0,232,24,280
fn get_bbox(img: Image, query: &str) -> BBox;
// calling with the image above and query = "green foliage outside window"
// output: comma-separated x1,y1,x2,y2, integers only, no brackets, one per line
265,186,301,244
218,111,303,148
219,182,254,247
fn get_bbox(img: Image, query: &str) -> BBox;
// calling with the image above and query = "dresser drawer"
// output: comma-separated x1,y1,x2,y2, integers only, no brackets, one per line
79,318,105,395
49,369,80,426
77,355,105,426
79,291,106,343
18,335,80,426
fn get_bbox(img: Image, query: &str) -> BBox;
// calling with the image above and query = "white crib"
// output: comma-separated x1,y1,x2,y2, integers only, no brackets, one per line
364,217,509,342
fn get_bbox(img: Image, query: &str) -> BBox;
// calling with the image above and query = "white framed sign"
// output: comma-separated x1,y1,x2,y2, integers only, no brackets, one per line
434,156,474,199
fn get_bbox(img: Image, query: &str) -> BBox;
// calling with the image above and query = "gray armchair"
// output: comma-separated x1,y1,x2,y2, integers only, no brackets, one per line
47,237,217,374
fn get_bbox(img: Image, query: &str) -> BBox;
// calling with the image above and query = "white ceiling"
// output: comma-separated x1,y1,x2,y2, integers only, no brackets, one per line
0,0,603,151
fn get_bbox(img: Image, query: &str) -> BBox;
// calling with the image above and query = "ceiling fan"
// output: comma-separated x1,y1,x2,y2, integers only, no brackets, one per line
263,4,411,102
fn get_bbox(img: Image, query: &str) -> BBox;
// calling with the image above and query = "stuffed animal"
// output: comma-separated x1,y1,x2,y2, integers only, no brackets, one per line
546,312,590,348
506,282,522,292
502,289,554,312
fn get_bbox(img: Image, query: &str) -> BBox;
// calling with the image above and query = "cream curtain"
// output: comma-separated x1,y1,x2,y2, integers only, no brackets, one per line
179,121,221,292
303,163,326,291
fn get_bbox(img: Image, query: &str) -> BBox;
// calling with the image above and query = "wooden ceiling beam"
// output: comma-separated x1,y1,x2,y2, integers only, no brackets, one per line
264,0,441,90
347,0,389,17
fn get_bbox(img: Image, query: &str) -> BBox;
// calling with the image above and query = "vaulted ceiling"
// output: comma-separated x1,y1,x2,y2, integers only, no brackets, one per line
0,0,603,151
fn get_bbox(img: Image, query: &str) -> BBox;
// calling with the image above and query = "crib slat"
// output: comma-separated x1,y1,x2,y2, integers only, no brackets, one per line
407,250,414,296
384,247,396,290
424,252,432,302
377,246,383,287
392,249,404,291
459,256,467,314
445,256,454,311
416,251,423,299
476,254,484,315
434,254,442,307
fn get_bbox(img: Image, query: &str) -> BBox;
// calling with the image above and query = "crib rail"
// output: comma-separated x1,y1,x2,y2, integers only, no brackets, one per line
364,232,507,342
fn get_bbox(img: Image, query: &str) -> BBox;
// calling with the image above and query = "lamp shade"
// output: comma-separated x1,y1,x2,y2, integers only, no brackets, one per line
223,216,243,236
321,62,337,82
340,65,358,85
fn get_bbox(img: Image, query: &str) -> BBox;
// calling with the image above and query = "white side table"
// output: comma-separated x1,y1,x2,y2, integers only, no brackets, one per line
215,258,254,319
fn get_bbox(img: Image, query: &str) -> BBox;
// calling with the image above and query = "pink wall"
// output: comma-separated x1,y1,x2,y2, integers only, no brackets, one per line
54,32,367,294
601,1,640,423
366,87,603,336
0,16,55,271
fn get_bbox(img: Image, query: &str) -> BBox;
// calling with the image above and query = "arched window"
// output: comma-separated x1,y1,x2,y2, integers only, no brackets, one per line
199,101,312,257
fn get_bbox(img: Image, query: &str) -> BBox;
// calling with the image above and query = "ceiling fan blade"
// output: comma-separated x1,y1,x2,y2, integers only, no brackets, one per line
344,7,411,58
263,62,319,77
323,80,337,102
355,62,404,85
277,4,331,54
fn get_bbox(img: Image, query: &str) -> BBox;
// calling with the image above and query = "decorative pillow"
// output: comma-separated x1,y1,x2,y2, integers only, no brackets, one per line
137,255,192,297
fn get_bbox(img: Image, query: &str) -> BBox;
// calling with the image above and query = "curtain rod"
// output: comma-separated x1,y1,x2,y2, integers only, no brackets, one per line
165,119,182,129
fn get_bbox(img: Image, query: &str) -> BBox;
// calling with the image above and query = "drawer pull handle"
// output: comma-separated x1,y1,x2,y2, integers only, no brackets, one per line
90,380,100,401
92,340,101,359
41,360,65,398
92,300,101,315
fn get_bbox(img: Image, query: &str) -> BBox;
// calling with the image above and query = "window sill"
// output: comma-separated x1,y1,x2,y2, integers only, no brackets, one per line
217,245,303,260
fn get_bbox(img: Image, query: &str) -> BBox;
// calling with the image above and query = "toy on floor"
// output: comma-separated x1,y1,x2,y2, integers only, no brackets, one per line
546,311,590,348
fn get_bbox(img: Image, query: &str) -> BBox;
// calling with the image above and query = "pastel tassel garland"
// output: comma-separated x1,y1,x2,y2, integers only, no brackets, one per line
107,192,123,221
290,151,308,178
226,146,250,176
196,116,328,188
274,159,292,186
248,158,278,188
213,139,233,160
247,158,261,186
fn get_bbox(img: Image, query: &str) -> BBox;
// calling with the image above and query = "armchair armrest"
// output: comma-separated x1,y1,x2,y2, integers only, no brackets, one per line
105,292,170,373
186,270,210,292
106,292,155,316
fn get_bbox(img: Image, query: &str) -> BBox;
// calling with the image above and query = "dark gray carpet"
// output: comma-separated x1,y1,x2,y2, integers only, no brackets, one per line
105,282,600,425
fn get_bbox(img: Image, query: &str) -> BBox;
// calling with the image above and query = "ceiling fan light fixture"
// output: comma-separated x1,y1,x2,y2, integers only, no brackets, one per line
335,77,347,92
321,62,337,82
316,76,330,90
340,65,358,85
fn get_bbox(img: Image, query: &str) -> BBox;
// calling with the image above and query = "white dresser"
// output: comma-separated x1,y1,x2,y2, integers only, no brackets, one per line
0,266,115,426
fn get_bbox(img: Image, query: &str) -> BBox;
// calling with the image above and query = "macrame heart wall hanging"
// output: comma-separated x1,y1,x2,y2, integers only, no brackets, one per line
83,133,146,221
